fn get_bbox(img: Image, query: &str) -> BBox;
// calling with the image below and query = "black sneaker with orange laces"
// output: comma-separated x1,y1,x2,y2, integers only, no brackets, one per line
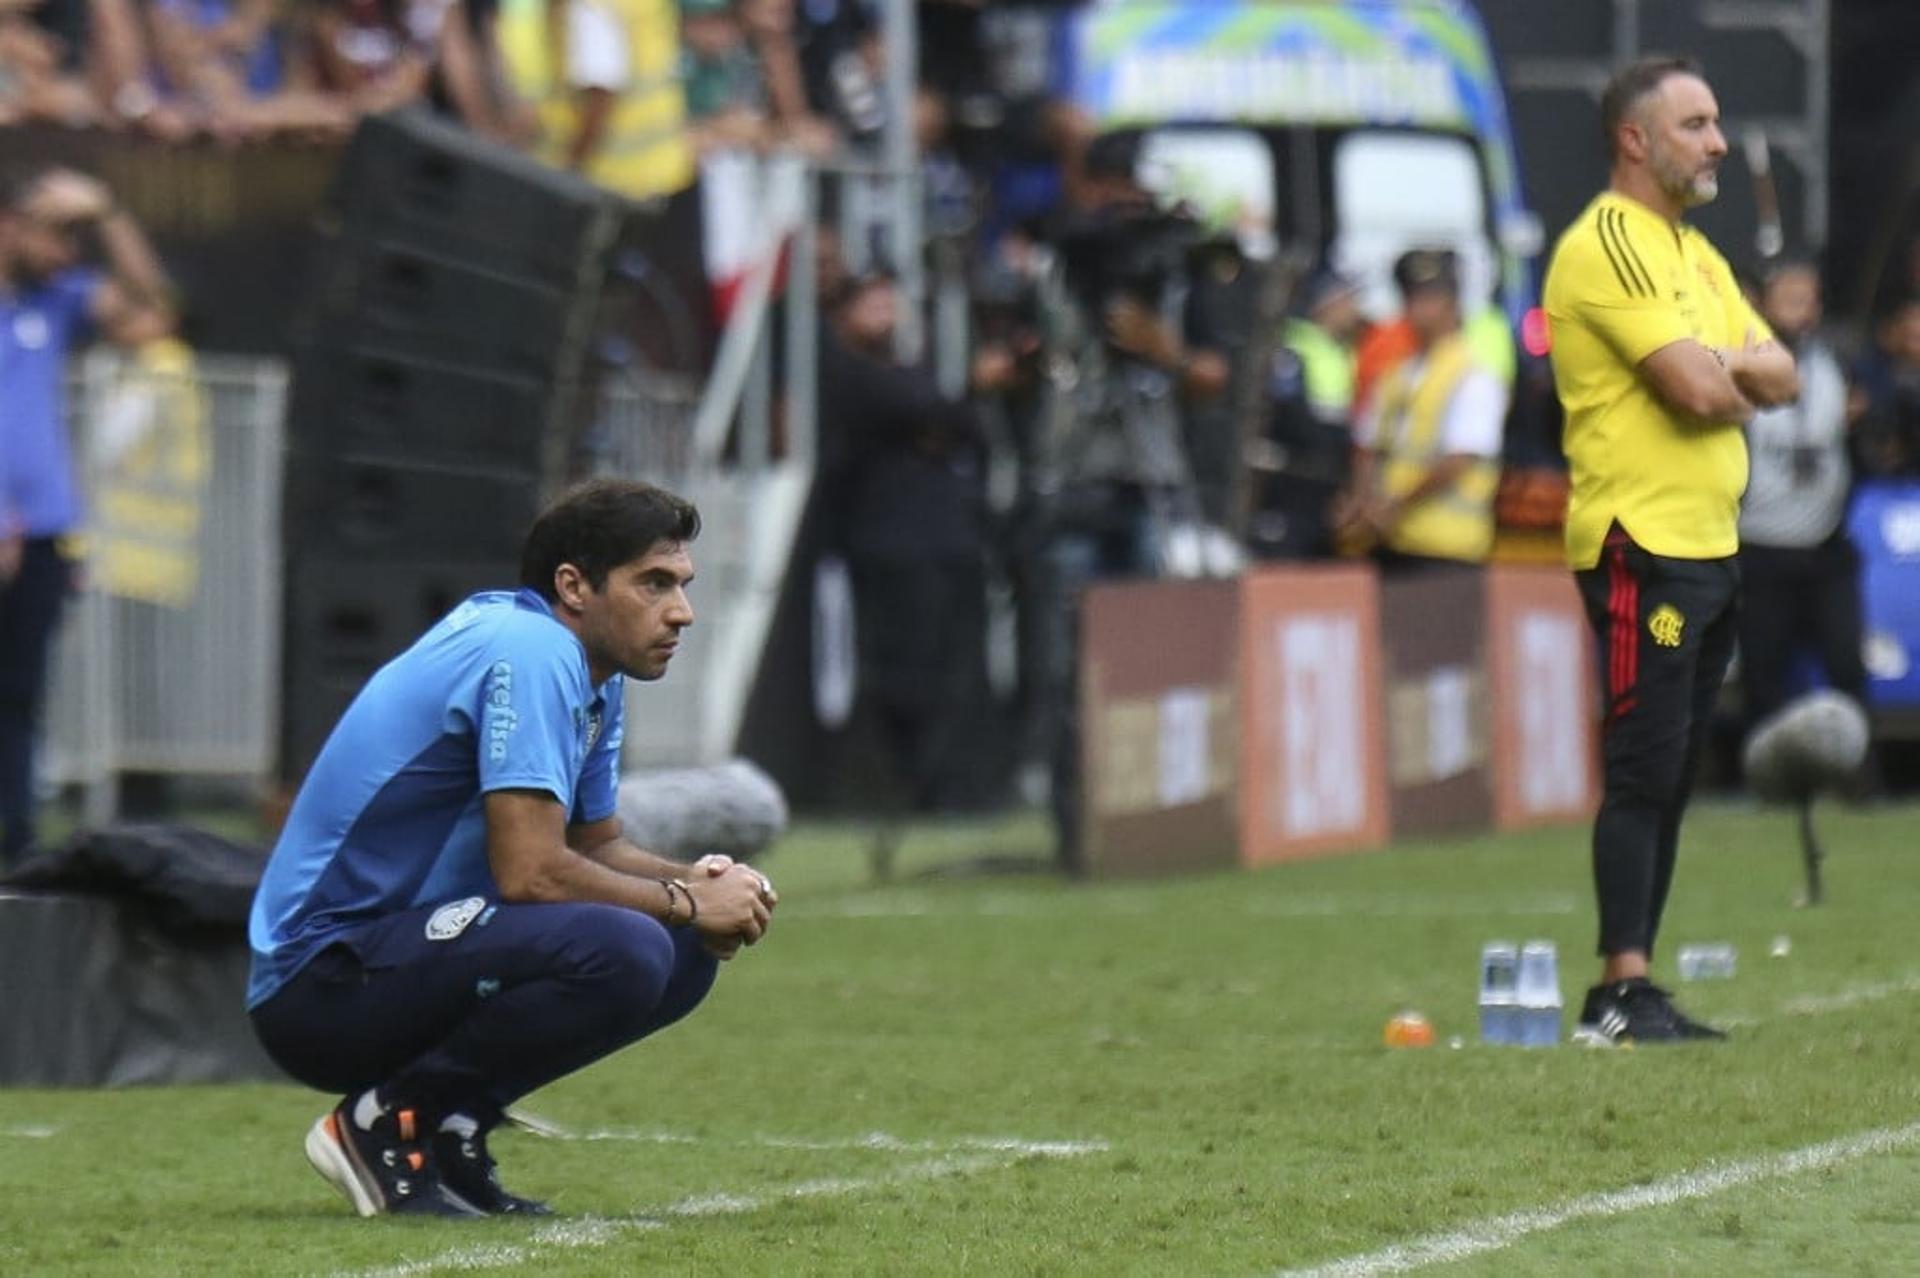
303,1091,484,1218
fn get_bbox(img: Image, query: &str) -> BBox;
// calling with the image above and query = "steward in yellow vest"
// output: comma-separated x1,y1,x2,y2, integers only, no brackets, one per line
1335,249,1506,568
86,333,208,608
497,0,695,201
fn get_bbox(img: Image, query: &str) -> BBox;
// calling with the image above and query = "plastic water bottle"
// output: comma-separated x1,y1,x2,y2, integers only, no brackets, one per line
1516,941,1563,1047
1479,942,1519,1045
1677,943,1738,981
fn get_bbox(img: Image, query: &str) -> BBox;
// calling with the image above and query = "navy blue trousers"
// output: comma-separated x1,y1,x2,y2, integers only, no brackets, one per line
0,538,73,865
251,899,718,1124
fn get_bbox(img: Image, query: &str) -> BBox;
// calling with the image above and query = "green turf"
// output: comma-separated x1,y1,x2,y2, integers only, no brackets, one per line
4,802,1919,1275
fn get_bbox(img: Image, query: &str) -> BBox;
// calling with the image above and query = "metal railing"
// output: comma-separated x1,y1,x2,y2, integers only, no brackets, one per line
43,356,287,818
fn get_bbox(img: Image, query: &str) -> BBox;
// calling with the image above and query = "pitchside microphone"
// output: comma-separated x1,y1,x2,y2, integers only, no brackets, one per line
1741,690,1871,905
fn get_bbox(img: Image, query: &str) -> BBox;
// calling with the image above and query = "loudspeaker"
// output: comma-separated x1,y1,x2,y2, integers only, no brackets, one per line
287,345,560,476
283,456,539,564
300,239,581,382
278,112,627,783
327,107,623,286
279,556,510,779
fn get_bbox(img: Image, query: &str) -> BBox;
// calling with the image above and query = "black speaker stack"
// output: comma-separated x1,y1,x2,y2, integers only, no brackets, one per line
280,108,627,781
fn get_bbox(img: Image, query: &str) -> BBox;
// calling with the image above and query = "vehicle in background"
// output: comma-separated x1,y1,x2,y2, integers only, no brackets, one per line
1051,0,1568,559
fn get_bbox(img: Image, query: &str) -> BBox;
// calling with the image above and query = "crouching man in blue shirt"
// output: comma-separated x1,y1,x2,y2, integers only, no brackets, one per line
248,478,776,1218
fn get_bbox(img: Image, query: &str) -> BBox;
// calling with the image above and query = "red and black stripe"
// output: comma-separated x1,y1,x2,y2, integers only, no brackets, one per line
1604,535,1640,722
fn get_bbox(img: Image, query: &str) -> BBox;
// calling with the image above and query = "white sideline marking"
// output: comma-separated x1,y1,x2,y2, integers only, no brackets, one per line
787,893,1579,921
532,1124,1105,1157
1718,971,1920,1029
0,1125,57,1138
1279,1119,1920,1277
346,1146,1101,1277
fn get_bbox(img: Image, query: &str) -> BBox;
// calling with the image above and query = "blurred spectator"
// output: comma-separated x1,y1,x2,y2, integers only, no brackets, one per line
679,0,770,153
1246,266,1364,559
1354,246,1516,417
792,0,880,146
297,0,433,118
0,168,171,865
1284,266,1364,425
1849,296,1920,477
0,0,108,127
427,0,536,143
147,0,354,139
85,296,208,608
1737,257,1870,730
817,270,987,818
736,0,833,156
497,0,694,199
1335,248,1504,572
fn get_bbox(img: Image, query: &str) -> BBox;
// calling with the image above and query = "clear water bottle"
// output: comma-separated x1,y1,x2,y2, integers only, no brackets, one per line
1479,942,1519,1045
1677,943,1738,981
1515,941,1563,1047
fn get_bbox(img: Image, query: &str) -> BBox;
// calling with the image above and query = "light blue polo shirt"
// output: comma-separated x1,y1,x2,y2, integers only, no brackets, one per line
0,267,99,536
248,589,626,1008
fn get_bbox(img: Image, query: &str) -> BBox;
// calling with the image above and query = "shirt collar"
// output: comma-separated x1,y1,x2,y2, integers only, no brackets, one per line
511,588,609,703
1599,190,1690,239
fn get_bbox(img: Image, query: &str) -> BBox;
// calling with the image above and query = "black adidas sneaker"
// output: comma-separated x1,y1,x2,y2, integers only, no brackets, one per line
1576,978,1727,1045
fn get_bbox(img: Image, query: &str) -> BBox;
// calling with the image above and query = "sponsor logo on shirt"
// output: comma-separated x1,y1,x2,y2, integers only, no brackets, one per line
485,661,518,762
426,896,488,941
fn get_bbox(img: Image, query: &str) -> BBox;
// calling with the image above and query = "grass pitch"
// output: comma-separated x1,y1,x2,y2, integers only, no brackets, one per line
4,802,1920,1275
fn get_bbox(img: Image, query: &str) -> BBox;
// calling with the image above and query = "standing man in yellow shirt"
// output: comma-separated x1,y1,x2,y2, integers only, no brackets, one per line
1544,56,1800,1045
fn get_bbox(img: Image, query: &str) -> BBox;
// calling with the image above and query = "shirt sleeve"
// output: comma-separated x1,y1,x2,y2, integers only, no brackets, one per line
566,0,630,90
570,677,625,825
471,629,587,811
1438,368,1509,459
1551,219,1692,367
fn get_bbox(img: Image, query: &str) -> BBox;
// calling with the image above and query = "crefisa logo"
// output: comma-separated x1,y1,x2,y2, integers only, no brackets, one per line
485,661,518,762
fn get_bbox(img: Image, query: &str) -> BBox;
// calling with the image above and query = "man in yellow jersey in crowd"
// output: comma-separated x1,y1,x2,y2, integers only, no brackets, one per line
1544,56,1800,1045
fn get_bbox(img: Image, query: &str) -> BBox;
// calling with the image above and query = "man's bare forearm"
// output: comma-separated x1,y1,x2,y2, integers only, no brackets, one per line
496,839,683,920
98,208,172,313
581,835,696,883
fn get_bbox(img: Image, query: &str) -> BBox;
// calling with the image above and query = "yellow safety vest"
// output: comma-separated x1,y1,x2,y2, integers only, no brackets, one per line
498,0,694,201
1370,334,1499,563
88,340,208,608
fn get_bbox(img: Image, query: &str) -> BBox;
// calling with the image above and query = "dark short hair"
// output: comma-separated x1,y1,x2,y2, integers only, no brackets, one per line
518,478,700,601
1600,55,1708,156
1394,247,1459,298
1759,254,1820,290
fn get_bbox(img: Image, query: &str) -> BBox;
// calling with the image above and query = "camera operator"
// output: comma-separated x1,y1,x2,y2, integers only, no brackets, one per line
1017,128,1226,871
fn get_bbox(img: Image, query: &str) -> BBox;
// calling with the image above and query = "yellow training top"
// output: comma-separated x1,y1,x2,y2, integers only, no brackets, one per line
1543,191,1770,568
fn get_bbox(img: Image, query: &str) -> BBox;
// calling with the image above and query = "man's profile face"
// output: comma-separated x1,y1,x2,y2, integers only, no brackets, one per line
576,540,695,682
1637,73,1727,209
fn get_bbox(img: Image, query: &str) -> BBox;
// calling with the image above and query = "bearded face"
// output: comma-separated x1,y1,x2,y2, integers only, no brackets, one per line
1637,74,1727,210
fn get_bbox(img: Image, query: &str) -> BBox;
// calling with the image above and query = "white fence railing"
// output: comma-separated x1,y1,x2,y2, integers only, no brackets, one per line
44,356,287,819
